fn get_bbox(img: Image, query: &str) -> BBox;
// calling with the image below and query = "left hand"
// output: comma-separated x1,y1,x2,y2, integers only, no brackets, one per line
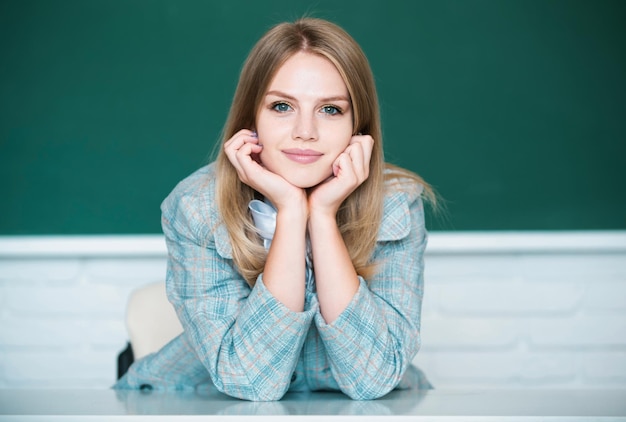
308,134,374,217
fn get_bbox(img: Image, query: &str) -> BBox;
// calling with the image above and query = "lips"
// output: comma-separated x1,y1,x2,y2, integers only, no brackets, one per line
282,149,323,164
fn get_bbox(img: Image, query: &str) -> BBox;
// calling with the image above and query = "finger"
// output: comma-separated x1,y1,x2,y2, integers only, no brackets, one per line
224,129,258,152
333,152,358,185
345,144,365,180
350,134,374,153
348,140,373,182
224,131,258,163
226,143,260,183
224,144,245,176
349,135,373,179
361,136,374,172
223,129,244,150
234,143,263,182
236,142,262,166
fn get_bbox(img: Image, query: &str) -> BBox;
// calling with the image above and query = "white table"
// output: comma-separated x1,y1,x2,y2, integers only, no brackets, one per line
1,388,625,421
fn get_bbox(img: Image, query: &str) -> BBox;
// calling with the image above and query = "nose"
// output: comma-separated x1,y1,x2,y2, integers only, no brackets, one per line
292,111,318,141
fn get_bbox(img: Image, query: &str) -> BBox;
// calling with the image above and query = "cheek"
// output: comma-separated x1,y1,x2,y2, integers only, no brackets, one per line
330,133,353,156
331,121,354,148
257,147,272,167
255,121,285,148
256,145,281,175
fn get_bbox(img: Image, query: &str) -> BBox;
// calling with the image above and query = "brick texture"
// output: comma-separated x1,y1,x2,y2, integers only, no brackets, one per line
1,234,625,389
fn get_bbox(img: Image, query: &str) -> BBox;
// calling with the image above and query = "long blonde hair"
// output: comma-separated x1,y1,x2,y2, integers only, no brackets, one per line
215,18,432,285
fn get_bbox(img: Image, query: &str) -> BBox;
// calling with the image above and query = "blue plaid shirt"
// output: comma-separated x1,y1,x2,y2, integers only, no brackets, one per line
114,163,431,400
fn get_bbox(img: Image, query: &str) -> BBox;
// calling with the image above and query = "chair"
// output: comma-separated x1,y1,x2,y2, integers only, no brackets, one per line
117,281,184,379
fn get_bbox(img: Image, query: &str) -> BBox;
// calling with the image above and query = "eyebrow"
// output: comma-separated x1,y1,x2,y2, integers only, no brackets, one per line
265,90,351,104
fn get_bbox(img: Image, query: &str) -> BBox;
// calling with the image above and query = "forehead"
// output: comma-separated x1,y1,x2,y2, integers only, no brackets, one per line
267,51,348,96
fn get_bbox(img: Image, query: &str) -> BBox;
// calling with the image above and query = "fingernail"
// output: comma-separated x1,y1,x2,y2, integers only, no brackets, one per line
251,131,257,138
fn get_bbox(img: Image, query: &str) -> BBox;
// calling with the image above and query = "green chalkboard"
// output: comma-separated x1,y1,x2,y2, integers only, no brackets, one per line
2,0,625,234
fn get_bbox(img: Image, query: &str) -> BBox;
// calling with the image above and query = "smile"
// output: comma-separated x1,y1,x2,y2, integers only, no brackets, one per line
282,149,323,164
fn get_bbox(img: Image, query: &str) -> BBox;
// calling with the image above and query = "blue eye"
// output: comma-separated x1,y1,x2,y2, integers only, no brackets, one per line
272,102,292,112
321,105,342,115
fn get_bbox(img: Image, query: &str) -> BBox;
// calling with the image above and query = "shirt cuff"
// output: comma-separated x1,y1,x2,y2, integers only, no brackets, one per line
313,277,387,367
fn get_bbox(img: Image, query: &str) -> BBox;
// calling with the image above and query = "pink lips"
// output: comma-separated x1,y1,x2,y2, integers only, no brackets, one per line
282,148,323,164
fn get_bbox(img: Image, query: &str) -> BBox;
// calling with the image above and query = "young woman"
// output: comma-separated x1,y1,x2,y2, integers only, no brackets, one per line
115,17,433,401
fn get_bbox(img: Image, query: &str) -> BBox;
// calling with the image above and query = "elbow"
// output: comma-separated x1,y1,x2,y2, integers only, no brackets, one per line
253,386,289,402
214,379,289,402
339,371,402,401
341,381,397,401
337,351,411,400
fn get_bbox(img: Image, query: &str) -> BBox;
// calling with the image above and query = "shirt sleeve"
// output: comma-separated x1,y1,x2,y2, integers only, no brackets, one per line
113,328,215,391
313,192,428,400
160,185,316,401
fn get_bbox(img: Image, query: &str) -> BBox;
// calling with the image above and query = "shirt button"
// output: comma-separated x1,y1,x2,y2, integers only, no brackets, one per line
139,384,153,391
291,373,297,382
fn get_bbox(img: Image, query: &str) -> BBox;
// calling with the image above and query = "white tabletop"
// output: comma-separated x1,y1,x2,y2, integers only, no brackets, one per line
1,388,625,421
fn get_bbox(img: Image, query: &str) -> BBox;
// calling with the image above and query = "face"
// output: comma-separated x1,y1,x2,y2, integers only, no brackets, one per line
255,51,353,188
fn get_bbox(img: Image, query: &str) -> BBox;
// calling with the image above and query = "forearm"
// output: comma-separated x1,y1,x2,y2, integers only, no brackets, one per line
314,280,420,399
114,333,211,391
202,278,314,400
163,217,312,400
312,193,428,399
171,273,315,401
263,205,309,312
308,212,359,323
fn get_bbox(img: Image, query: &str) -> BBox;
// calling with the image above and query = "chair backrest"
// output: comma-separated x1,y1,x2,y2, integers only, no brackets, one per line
125,281,184,360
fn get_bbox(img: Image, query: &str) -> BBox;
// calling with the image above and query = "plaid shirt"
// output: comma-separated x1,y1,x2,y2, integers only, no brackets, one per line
114,163,430,401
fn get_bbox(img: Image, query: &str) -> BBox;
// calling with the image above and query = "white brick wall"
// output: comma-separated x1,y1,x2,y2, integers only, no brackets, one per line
0,237,167,388
1,232,625,389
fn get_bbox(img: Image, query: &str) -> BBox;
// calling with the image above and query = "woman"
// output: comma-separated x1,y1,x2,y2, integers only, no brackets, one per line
115,17,433,401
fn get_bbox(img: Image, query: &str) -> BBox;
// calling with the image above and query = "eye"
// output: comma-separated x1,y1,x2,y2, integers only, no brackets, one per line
321,105,342,115
271,102,292,113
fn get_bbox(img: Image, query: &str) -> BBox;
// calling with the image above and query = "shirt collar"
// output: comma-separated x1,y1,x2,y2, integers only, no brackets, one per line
376,188,416,242
213,187,419,259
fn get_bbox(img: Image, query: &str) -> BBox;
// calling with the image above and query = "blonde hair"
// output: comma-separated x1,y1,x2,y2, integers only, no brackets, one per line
215,18,433,285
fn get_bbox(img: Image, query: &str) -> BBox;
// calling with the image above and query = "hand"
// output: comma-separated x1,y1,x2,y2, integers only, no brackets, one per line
308,134,374,217
224,129,306,211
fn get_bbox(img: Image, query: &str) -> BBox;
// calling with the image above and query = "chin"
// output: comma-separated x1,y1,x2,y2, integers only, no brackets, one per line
288,179,323,189
285,174,331,189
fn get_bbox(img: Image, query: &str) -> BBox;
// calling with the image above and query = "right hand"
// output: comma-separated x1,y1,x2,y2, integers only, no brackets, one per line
223,129,307,212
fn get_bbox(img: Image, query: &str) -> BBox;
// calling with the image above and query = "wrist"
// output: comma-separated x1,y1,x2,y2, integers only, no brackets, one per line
307,209,338,234
276,200,309,230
